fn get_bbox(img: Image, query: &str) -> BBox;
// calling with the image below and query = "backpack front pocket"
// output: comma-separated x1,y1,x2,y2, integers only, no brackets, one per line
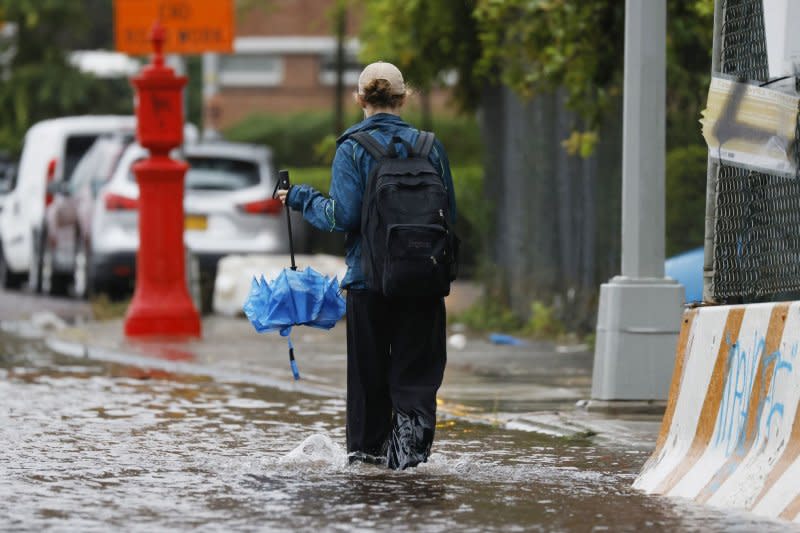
382,224,451,299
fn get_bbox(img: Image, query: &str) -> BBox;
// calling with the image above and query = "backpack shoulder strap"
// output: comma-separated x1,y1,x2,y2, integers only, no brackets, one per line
413,131,436,157
349,131,386,160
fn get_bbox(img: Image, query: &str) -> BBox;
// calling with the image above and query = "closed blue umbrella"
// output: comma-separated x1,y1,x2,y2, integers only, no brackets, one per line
243,268,345,380
242,169,345,380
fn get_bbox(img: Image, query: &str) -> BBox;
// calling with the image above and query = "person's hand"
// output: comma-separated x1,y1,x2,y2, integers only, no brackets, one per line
276,189,289,205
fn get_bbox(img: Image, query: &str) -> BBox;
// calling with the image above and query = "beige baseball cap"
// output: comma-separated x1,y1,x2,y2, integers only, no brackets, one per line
357,61,406,95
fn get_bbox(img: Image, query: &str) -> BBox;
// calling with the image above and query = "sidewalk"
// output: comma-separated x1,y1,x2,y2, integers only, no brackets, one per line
41,313,663,452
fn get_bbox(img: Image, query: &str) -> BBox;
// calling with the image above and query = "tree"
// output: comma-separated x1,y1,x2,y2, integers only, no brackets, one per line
359,0,713,152
0,0,132,155
359,0,483,111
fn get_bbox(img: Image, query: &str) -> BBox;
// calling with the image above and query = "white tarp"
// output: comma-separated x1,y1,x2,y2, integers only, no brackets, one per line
701,76,799,176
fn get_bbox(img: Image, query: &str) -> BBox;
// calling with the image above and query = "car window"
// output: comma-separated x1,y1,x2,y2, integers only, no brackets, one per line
69,142,104,192
184,157,261,191
93,141,126,185
0,164,16,193
64,135,99,182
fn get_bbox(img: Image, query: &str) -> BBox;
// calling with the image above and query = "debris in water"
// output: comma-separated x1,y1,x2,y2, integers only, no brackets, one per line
488,333,527,346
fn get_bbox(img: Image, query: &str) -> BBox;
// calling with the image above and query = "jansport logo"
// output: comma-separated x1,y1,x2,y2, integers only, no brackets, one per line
408,240,431,249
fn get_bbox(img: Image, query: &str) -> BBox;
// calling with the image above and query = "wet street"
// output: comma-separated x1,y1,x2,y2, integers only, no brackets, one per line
1,315,796,532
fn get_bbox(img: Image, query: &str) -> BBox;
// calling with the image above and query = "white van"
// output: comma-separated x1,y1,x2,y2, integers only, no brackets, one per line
0,116,136,290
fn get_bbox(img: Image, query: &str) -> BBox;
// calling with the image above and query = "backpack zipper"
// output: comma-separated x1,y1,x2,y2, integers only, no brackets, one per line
375,177,446,198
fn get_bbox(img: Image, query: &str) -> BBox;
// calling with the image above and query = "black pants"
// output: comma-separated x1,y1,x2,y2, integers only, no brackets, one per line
346,289,447,469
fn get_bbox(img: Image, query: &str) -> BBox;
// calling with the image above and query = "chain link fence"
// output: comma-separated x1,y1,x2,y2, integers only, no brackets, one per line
719,0,768,81
708,0,800,302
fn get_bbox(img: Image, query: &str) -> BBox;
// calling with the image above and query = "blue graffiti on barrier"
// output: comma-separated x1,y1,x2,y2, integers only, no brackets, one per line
713,329,796,457
760,343,796,440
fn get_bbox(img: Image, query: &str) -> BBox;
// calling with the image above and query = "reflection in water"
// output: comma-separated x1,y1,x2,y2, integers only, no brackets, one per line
0,333,793,532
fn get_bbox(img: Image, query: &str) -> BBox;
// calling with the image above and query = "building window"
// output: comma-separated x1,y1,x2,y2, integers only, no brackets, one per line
318,53,361,86
219,54,283,87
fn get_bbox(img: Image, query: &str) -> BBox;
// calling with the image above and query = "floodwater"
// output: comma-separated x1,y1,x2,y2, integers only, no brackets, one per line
0,331,794,532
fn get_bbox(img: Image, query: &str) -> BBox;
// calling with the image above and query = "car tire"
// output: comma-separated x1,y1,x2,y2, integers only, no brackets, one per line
41,238,69,296
0,241,26,290
28,229,44,294
70,237,90,300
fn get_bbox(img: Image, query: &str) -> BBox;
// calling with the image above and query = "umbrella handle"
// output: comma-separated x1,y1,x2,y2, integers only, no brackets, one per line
285,204,297,271
288,336,300,380
277,169,297,271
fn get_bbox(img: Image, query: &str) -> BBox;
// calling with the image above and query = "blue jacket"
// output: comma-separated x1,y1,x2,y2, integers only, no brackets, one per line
287,113,456,289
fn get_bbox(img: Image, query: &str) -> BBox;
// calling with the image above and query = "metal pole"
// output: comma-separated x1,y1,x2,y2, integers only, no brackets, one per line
590,0,683,403
333,1,346,135
620,0,666,279
202,52,221,140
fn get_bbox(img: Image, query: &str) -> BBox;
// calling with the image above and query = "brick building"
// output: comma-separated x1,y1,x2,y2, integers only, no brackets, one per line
205,0,361,131
204,0,450,132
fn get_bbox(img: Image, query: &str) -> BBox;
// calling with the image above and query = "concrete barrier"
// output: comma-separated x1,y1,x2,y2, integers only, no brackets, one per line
634,301,800,521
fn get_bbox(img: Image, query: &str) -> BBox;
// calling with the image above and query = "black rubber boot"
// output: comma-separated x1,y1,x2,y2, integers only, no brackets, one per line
385,410,435,470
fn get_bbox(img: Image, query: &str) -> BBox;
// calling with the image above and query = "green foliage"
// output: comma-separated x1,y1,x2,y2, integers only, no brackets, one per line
450,296,523,332
524,301,565,339
224,111,484,168
475,0,624,130
561,130,599,158
286,166,333,194
0,67,133,155
224,112,350,169
450,165,490,274
360,0,715,152
0,0,133,155
666,1,714,149
0,1,84,65
450,166,487,229
313,134,339,167
360,0,483,110
666,144,708,256
451,297,572,339
475,0,713,144
424,113,484,166
452,297,571,340
185,56,204,132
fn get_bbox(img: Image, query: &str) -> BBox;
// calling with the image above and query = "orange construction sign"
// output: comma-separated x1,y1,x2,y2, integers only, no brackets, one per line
115,0,234,55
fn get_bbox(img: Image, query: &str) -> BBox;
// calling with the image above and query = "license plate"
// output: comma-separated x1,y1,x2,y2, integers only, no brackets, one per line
185,214,208,231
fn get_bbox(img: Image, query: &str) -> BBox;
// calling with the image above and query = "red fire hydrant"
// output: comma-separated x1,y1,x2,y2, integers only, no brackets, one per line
124,22,201,338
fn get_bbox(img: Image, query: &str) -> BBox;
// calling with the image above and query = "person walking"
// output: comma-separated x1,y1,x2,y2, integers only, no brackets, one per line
276,62,456,470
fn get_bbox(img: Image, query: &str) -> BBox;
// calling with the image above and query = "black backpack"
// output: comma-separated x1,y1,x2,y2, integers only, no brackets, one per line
350,130,458,299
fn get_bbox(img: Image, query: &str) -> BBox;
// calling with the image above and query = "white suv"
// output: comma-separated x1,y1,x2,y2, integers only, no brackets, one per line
0,116,135,290
92,140,304,310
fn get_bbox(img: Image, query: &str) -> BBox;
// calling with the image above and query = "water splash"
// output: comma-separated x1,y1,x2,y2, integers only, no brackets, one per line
278,433,347,468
